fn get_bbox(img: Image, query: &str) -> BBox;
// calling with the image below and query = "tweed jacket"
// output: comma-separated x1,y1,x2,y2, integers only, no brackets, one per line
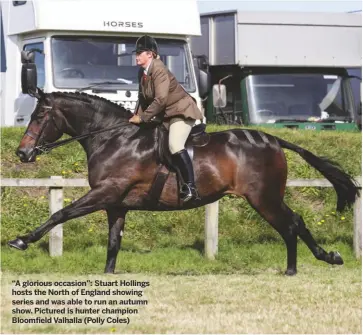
135,59,203,127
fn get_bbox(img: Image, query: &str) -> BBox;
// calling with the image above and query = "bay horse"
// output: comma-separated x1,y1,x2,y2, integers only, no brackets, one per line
9,89,360,275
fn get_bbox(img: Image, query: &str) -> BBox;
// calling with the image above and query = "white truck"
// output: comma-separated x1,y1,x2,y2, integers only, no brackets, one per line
191,10,362,130
1,0,209,127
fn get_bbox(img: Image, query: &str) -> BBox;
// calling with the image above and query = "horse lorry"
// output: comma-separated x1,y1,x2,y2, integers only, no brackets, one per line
191,10,362,130
0,0,209,127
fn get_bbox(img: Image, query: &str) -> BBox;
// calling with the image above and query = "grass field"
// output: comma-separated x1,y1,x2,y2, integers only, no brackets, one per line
1,267,361,334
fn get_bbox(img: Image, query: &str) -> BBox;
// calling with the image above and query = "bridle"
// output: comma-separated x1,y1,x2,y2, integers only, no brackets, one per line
31,104,129,155
26,106,54,152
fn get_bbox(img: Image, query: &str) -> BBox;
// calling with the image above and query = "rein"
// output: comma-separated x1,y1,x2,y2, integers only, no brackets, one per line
35,112,129,154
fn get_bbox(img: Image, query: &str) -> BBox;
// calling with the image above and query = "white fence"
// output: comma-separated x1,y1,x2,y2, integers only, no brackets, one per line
1,176,362,259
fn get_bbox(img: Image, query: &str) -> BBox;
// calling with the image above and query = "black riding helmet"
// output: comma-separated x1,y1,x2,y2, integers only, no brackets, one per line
134,35,158,55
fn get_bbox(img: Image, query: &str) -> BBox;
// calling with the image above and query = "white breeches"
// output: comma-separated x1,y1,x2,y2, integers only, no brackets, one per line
168,118,196,154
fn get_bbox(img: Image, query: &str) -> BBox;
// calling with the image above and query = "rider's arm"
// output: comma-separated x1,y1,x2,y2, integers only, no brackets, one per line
139,66,170,122
135,93,144,115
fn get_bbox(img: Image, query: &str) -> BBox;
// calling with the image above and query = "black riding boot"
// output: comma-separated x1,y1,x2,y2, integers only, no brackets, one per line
171,149,200,202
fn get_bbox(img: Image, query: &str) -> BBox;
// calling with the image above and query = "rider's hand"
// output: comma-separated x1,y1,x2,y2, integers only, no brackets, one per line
129,114,142,124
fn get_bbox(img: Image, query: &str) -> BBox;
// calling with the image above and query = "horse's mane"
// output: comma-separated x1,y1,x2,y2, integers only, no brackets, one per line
49,91,133,129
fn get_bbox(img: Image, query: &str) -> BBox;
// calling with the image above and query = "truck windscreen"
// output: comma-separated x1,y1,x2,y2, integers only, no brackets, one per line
51,36,195,92
246,73,354,123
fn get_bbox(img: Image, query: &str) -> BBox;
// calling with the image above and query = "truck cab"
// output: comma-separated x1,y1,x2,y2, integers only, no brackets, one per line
192,10,362,130
1,0,208,127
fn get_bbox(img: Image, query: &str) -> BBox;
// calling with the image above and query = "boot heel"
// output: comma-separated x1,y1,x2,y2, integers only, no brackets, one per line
171,149,200,202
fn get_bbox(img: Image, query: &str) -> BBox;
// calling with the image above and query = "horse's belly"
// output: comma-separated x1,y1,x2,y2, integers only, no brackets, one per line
158,173,180,207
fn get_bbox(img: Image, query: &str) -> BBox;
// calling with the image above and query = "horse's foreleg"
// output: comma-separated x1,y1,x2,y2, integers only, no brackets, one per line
104,208,127,274
8,187,117,250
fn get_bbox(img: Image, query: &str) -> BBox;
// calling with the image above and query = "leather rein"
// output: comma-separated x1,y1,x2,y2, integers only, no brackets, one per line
34,106,128,154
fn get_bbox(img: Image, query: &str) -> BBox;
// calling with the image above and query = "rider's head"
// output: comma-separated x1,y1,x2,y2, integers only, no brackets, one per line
134,35,159,67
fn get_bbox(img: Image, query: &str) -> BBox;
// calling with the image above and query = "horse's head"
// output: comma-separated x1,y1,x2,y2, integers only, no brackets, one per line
16,89,64,162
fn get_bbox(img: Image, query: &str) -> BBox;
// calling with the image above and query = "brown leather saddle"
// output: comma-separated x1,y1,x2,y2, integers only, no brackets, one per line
145,123,210,208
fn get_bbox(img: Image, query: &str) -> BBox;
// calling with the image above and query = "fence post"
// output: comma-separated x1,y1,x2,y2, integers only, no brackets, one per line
205,201,219,260
353,193,362,259
49,176,64,256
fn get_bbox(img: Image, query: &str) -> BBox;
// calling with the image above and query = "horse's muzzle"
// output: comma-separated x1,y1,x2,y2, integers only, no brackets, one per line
16,147,36,162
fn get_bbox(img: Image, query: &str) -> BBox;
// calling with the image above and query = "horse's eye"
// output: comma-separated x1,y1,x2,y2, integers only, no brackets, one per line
31,113,44,121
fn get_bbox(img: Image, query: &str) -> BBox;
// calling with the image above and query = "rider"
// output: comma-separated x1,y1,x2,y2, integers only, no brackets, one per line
129,35,203,202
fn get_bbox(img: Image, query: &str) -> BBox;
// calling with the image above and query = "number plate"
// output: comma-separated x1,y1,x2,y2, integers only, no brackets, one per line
305,125,316,130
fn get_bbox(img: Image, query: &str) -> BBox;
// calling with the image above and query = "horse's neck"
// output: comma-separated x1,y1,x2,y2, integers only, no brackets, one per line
61,107,92,137
62,102,124,133
85,124,157,163
58,97,138,158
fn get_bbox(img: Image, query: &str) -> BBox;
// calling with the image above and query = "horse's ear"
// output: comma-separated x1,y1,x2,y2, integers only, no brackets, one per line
28,88,41,100
37,87,46,99
29,87,46,100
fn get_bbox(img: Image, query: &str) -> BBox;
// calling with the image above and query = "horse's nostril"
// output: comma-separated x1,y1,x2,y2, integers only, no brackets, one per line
16,148,32,162
16,149,24,158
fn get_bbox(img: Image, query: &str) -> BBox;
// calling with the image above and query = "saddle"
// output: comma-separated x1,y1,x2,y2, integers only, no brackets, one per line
146,123,210,208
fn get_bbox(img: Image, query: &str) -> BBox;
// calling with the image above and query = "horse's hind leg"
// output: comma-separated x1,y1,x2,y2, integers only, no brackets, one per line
105,208,127,274
245,195,299,275
247,194,343,275
292,211,343,265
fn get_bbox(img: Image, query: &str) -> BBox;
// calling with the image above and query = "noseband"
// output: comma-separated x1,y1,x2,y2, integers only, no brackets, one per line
25,106,54,149
26,105,67,154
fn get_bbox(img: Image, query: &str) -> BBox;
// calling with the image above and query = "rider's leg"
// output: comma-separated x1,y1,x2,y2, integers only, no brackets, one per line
169,118,199,202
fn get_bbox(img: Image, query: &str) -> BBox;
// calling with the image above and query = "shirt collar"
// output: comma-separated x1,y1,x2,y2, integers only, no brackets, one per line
144,59,153,75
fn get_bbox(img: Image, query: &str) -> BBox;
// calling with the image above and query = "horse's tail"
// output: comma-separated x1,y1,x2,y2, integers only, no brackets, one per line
276,137,360,212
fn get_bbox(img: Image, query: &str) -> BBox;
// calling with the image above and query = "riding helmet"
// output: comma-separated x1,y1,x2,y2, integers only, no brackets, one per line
134,35,158,55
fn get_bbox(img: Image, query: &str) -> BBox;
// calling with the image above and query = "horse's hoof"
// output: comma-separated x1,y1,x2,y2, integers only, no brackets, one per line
329,251,344,265
285,268,297,276
8,238,28,251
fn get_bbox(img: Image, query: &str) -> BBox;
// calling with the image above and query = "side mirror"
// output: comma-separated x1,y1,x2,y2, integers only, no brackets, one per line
212,84,227,108
21,50,38,94
194,67,211,99
193,54,211,99
193,54,209,71
21,63,37,94
21,50,35,63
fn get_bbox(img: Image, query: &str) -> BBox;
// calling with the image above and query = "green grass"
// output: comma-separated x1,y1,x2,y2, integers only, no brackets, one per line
1,242,360,275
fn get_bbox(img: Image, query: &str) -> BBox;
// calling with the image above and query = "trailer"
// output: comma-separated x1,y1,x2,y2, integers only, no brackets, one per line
1,0,208,127
191,10,362,130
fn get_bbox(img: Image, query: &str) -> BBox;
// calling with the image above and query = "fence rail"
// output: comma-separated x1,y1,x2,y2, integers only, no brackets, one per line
1,176,361,259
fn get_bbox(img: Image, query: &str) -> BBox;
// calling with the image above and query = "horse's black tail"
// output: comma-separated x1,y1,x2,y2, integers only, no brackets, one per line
276,137,360,212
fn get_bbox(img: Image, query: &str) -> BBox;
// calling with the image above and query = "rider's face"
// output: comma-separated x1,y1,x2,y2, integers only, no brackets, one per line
136,51,153,68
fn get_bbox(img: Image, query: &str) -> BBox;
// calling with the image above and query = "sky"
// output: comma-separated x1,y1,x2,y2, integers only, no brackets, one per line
197,0,362,14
